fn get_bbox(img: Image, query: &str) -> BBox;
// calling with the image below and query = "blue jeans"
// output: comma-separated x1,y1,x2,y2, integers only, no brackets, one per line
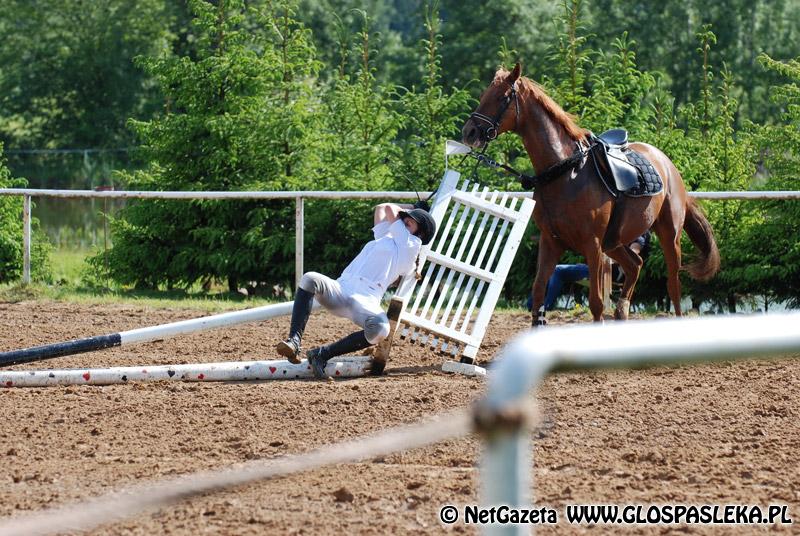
527,264,590,311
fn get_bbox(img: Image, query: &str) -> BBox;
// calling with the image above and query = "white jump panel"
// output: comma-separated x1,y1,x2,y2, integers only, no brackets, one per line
391,166,534,364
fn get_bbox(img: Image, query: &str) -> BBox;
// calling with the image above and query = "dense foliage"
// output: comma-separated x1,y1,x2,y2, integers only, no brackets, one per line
1,0,799,310
0,145,51,283
88,0,318,291
746,54,800,309
0,0,172,187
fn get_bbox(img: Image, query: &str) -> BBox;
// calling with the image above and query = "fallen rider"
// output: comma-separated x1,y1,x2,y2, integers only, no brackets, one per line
276,202,436,379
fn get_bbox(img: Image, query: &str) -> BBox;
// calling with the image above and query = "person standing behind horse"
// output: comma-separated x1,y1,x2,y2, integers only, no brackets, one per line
276,203,436,379
528,231,651,316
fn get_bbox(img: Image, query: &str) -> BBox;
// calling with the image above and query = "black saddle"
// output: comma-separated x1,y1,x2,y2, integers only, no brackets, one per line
590,129,663,197
599,128,628,146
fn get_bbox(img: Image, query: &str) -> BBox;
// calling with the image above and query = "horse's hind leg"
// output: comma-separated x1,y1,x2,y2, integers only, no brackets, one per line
530,235,564,327
605,245,643,320
653,220,683,316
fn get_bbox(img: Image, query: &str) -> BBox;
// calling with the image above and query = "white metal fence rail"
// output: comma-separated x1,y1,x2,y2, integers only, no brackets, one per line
1,188,800,285
1,312,799,535
481,311,800,535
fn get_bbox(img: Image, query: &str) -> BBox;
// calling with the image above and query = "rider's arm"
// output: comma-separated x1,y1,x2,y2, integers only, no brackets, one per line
373,203,414,226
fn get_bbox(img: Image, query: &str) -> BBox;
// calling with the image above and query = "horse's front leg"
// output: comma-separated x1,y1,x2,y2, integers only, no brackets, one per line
530,235,564,327
585,247,605,322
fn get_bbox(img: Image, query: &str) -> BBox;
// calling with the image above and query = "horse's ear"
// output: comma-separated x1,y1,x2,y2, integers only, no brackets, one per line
509,63,521,85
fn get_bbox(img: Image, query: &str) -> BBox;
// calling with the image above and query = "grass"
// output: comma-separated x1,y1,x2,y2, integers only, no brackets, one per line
2,248,590,315
0,250,563,314
50,249,90,286
2,247,282,312
0,282,282,312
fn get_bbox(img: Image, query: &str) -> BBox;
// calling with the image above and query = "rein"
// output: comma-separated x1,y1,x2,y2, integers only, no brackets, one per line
467,139,592,191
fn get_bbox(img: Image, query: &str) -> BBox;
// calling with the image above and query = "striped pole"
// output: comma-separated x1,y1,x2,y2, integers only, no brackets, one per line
0,301,314,367
0,356,371,387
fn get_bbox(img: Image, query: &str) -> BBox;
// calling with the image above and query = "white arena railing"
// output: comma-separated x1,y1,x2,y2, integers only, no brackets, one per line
1,312,799,535
1,187,800,286
479,311,800,535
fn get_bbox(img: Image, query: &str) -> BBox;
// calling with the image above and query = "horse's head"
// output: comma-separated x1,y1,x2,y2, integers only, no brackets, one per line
462,63,522,148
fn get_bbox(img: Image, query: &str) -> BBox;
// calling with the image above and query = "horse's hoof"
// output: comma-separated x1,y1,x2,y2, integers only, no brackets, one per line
615,298,630,321
533,319,547,327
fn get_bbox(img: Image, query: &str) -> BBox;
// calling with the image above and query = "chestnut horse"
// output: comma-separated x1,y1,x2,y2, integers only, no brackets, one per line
462,64,720,325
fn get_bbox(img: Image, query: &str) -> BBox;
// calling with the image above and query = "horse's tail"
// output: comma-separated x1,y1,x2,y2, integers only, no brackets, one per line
682,198,720,281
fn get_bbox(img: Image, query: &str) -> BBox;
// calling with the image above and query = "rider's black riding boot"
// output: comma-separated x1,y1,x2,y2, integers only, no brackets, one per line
307,330,371,379
276,288,314,364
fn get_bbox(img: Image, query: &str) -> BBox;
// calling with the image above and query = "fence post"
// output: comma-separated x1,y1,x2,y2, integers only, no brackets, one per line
22,195,31,284
482,431,531,536
480,336,554,536
295,196,304,291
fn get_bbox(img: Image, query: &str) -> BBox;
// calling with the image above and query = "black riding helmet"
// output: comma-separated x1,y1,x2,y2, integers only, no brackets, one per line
398,208,437,245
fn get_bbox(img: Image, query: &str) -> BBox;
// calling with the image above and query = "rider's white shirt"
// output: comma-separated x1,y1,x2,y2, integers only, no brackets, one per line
338,219,421,298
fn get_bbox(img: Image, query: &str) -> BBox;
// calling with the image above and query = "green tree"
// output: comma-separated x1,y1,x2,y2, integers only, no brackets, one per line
683,68,758,311
90,0,320,292
629,30,758,312
585,0,800,125
395,2,473,191
545,0,592,117
436,0,557,90
0,0,172,187
0,0,170,149
748,54,800,308
319,11,402,191
297,0,412,86
302,11,405,279
0,144,51,283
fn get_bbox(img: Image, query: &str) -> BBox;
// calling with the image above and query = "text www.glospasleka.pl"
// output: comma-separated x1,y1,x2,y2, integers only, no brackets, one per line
438,504,793,526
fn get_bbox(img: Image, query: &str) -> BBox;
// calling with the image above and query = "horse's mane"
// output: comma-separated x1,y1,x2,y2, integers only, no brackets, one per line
494,70,588,142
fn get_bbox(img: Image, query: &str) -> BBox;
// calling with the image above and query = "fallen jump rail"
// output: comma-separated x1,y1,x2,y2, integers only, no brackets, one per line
0,356,371,386
1,312,799,535
0,301,320,367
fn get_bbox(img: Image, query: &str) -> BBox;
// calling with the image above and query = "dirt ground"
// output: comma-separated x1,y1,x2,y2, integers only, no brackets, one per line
0,300,798,535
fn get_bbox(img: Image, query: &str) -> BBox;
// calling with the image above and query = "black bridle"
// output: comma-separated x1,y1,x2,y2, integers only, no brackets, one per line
468,82,519,143
465,81,596,190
